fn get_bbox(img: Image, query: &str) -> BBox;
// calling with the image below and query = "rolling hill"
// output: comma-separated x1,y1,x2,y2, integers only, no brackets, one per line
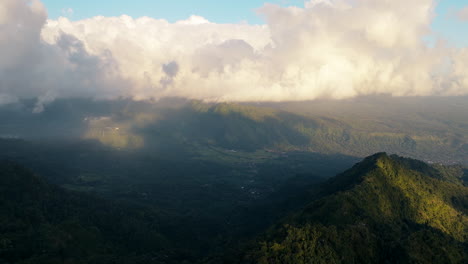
241,153,468,264
0,161,173,264
1,97,467,165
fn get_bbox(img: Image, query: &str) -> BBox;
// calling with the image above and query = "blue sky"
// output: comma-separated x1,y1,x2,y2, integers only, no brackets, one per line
42,0,304,24
432,0,468,47
42,0,468,46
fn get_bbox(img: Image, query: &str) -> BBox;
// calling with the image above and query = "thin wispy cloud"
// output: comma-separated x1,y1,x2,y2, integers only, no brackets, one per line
1,0,468,111
61,7,74,18
455,6,468,21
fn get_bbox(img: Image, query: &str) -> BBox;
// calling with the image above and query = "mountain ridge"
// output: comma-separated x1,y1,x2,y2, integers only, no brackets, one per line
242,153,468,264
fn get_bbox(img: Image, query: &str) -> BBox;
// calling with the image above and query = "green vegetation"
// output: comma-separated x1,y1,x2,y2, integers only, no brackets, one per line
0,138,356,263
1,97,466,164
0,150,467,263
243,153,468,264
0,97,467,263
77,98,468,164
0,161,171,264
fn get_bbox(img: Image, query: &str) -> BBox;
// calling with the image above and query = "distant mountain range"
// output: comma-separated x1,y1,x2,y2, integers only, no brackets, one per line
1,97,466,165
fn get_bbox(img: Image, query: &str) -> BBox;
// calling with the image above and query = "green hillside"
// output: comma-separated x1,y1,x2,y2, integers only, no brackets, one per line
1,98,466,164
0,161,172,264
242,153,468,264
1,98,467,263
0,139,356,263
81,99,467,165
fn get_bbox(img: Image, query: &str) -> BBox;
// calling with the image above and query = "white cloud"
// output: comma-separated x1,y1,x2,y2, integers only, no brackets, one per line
176,15,210,25
0,0,468,109
61,7,74,17
0,0,128,111
456,6,468,21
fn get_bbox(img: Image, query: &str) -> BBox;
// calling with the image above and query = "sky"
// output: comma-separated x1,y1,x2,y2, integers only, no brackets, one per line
42,0,468,46
1,0,468,110
42,0,306,24
432,0,468,47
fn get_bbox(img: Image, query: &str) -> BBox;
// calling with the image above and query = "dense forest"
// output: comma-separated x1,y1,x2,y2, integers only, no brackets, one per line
0,153,466,263
0,161,170,264
0,98,467,165
0,99,467,263
242,153,468,264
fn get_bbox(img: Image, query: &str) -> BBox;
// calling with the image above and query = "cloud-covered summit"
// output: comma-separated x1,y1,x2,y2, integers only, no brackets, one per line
1,0,468,109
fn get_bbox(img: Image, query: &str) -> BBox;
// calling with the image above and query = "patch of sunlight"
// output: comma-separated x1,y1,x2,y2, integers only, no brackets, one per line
83,116,144,149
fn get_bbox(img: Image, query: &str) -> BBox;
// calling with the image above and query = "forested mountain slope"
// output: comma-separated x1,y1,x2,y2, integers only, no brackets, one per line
242,153,468,264
1,97,467,165
0,161,172,264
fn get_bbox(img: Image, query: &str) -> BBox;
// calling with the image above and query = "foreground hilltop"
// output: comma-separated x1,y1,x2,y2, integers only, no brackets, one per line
0,161,172,264
242,153,468,264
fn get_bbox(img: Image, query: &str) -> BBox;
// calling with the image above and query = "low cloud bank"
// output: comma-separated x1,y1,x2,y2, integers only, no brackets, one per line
1,0,468,110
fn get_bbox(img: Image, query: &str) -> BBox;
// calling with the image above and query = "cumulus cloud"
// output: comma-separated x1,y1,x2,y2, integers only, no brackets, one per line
0,0,128,111
1,0,468,108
